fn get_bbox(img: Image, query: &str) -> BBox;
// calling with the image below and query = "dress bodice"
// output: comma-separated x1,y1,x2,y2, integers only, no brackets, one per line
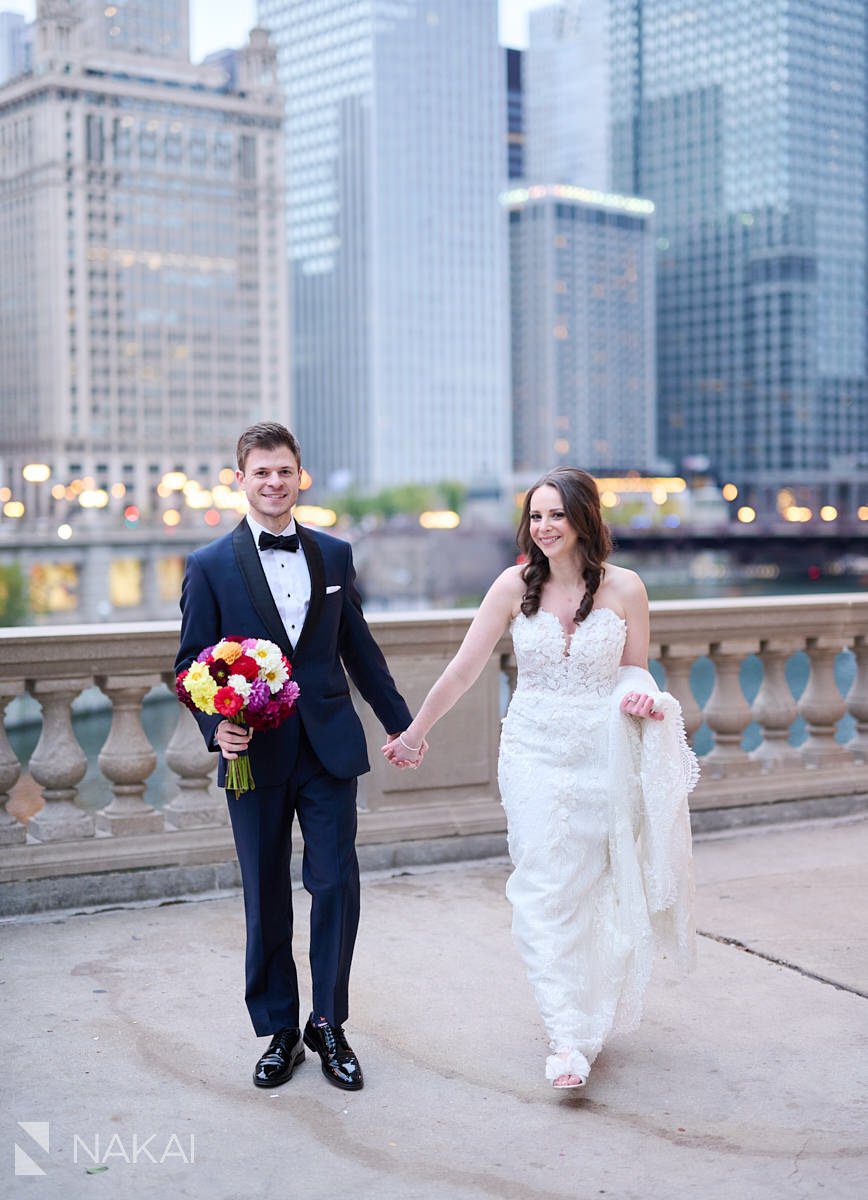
510,606,627,699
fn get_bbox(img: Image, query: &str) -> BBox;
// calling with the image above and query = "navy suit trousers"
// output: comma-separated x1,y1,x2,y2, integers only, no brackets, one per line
226,726,360,1037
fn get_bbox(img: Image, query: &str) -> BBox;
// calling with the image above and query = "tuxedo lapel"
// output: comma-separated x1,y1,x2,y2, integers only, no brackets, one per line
231,520,293,659
293,524,324,661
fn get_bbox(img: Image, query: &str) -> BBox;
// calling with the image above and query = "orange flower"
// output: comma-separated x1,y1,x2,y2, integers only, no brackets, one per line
213,640,243,665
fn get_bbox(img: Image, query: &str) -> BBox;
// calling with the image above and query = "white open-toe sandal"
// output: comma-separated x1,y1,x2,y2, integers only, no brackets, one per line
546,1048,590,1089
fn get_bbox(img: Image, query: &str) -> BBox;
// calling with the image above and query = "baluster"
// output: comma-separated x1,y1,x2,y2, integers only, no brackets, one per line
798,638,850,768
0,681,25,846
847,635,868,763
703,641,760,778
27,677,94,843
500,649,517,705
750,641,801,770
95,674,163,835
164,696,225,830
658,645,703,743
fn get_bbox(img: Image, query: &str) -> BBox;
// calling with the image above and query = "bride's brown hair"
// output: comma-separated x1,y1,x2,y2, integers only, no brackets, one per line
517,467,613,626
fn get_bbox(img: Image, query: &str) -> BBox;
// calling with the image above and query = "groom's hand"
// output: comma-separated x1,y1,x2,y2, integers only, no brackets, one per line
216,720,253,759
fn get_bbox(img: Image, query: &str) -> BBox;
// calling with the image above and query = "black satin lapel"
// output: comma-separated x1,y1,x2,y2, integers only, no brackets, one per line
231,521,293,659
293,525,325,661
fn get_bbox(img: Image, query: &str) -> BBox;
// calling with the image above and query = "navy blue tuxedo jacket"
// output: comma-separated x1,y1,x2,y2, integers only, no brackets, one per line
174,520,411,786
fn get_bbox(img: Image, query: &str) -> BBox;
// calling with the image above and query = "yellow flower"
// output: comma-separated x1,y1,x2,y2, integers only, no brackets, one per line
185,661,211,688
213,641,243,665
189,678,218,714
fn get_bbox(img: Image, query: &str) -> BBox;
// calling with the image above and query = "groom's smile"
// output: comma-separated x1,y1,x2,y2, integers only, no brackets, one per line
236,447,301,533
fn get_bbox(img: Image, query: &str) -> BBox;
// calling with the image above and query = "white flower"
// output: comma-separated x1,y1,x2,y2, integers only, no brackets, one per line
227,674,253,701
262,662,289,693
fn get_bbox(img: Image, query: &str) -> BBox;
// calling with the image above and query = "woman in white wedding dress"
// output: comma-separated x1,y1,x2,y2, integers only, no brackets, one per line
383,468,698,1090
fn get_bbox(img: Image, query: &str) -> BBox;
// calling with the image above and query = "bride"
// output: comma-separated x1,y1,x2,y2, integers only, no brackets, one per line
383,467,698,1089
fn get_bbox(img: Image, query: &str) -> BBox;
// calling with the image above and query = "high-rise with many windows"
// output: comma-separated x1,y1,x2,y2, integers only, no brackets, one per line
0,11,29,85
610,0,868,508
525,0,611,192
0,1,288,514
258,0,510,491
506,184,656,478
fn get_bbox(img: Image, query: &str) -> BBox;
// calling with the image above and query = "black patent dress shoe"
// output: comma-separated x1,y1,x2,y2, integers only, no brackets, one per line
303,1017,364,1090
253,1027,305,1088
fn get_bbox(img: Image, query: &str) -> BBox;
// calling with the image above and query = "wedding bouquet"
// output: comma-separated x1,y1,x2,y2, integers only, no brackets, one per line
176,636,300,795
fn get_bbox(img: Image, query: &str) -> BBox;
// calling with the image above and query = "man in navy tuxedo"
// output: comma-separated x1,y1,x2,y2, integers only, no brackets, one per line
175,422,418,1091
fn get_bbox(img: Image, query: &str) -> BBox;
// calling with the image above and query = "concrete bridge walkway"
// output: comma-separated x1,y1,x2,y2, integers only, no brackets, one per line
2,816,866,1199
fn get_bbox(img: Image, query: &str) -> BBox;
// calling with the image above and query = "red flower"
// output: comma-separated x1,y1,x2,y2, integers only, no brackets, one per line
230,655,260,681
174,670,197,712
214,686,244,717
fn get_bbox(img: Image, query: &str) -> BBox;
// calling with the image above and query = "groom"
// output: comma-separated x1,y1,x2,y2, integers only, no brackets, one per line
175,421,416,1091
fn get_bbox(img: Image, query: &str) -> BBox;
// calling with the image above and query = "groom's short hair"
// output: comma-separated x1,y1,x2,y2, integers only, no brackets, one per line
236,422,302,472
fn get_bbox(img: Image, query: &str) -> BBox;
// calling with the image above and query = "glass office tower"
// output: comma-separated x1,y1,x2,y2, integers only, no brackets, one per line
610,0,868,508
258,0,510,491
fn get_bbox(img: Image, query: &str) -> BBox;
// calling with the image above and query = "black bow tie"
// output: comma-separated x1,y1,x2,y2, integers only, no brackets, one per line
258,530,299,552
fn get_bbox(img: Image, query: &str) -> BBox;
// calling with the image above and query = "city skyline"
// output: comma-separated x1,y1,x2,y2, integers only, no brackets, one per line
7,0,554,58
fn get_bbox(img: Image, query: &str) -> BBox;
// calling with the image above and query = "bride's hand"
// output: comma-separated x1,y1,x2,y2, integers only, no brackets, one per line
382,733,427,768
620,692,664,721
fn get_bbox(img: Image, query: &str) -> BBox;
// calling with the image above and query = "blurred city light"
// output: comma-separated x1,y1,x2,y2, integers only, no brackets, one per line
22,463,51,483
819,505,838,521
594,476,687,494
218,468,236,485
295,504,337,527
57,524,72,540
162,509,181,527
204,509,221,526
859,506,868,521
124,505,140,525
110,482,126,499
299,468,313,491
79,489,109,508
161,471,187,491
736,506,756,523
419,510,461,529
721,483,738,501
51,483,67,500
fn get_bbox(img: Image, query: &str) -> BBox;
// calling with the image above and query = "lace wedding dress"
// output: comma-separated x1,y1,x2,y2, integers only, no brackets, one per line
498,606,699,1084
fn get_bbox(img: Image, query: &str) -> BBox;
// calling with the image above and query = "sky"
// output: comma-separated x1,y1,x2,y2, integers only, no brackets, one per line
10,1,553,58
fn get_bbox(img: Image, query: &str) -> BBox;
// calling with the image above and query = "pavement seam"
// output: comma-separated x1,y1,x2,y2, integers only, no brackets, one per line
697,929,868,999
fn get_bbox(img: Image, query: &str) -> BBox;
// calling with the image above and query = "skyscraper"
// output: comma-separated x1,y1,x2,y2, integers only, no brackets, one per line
0,2,288,513
506,184,656,477
525,0,611,192
506,46,524,181
259,0,510,491
610,0,868,508
77,0,190,61
0,11,29,85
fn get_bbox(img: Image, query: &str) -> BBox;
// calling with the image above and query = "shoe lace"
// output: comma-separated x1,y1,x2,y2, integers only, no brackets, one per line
317,1021,350,1059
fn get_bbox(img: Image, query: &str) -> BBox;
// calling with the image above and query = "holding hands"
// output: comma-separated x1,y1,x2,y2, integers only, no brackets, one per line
619,692,664,721
382,732,428,769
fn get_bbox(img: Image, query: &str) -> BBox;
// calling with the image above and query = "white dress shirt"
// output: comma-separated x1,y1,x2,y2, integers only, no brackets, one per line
246,513,311,649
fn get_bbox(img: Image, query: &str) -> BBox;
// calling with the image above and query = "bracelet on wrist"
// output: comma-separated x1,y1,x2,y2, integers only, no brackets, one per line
398,733,422,754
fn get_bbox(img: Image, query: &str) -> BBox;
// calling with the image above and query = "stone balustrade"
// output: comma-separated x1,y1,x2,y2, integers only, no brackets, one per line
1,594,867,915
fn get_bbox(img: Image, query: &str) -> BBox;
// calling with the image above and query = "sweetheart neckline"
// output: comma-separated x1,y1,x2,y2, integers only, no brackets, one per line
515,605,627,658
